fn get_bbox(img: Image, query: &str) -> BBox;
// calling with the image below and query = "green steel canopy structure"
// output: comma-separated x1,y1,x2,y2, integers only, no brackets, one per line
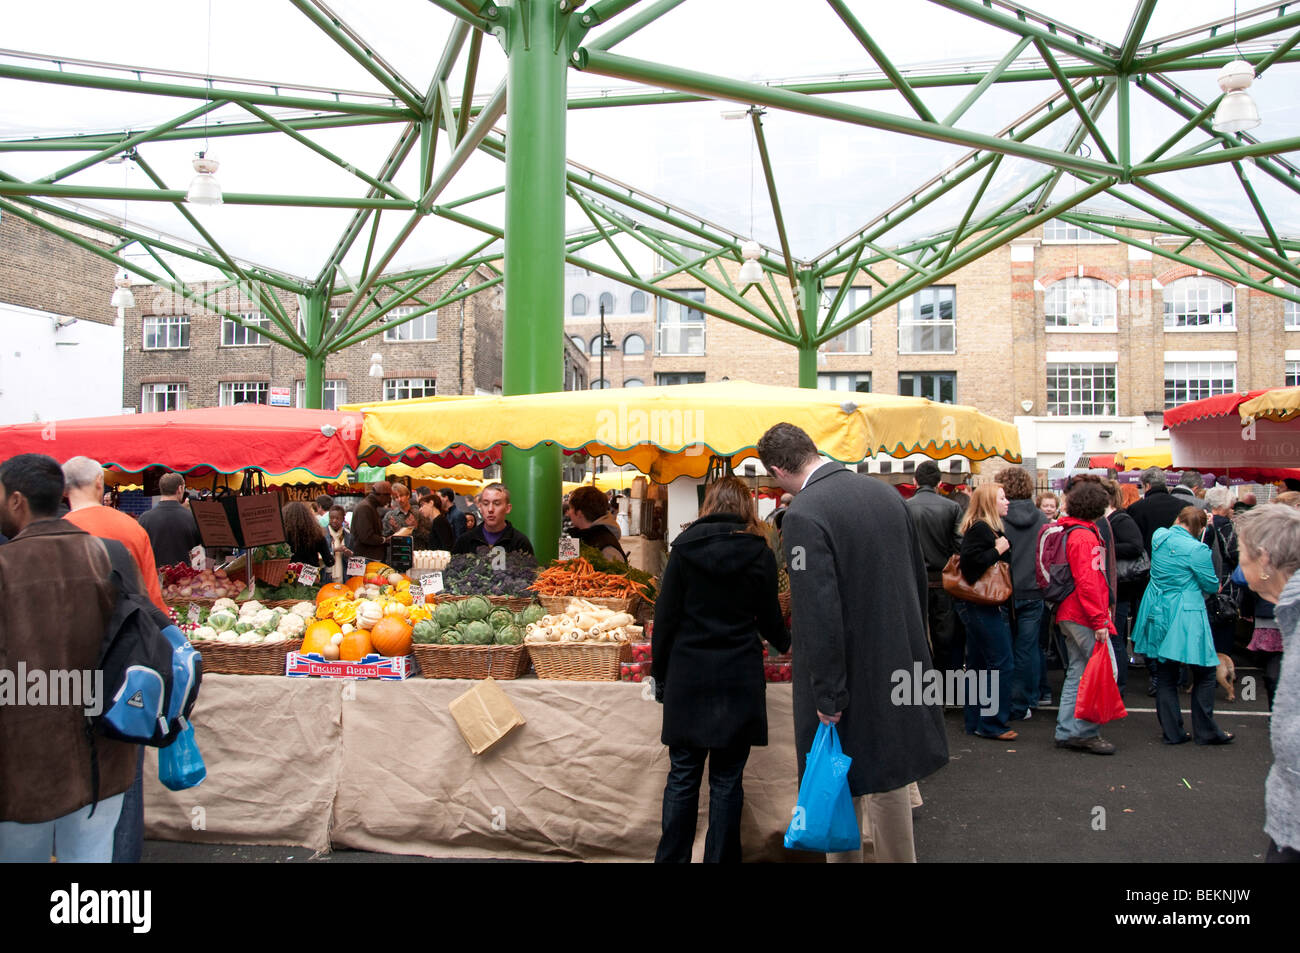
3,0,1300,556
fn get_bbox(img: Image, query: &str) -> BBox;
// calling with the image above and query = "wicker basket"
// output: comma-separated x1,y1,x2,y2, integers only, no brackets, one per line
192,638,303,676
252,559,292,586
487,595,537,612
411,643,530,679
537,595,632,616
778,591,791,620
528,641,631,681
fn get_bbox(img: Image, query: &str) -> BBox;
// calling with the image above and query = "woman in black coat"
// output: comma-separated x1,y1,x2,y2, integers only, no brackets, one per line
1106,480,1145,695
651,476,790,863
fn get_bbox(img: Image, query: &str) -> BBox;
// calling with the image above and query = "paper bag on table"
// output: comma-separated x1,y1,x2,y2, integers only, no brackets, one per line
448,678,526,755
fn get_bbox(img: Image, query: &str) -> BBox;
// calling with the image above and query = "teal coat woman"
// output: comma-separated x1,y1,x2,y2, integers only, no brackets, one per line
1132,524,1219,668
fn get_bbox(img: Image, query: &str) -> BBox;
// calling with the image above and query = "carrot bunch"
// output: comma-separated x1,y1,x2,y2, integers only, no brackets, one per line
528,558,654,602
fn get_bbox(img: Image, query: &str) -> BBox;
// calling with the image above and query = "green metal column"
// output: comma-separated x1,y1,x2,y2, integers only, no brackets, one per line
797,271,819,388
501,0,570,563
300,291,326,409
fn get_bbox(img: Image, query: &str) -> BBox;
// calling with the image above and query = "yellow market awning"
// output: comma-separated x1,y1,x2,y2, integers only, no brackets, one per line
357,381,1020,483
1238,386,1300,423
1113,446,1172,470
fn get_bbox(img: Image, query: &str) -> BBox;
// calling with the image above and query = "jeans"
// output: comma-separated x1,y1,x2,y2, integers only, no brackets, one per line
0,793,124,863
1155,660,1227,744
656,743,750,863
952,600,1013,736
1111,599,1131,695
1010,599,1044,719
1055,621,1103,742
1037,609,1057,704
112,746,145,863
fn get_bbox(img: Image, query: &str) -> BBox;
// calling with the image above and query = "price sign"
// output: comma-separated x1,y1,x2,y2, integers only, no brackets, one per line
420,571,444,593
347,556,366,577
557,536,580,561
408,584,423,605
189,545,206,570
297,565,320,586
187,604,201,624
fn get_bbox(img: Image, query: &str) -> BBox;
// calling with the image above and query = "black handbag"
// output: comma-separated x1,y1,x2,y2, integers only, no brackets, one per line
1116,550,1150,584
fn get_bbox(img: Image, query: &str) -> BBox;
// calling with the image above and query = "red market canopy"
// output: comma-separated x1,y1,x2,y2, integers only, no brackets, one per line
1163,389,1300,473
1162,390,1271,428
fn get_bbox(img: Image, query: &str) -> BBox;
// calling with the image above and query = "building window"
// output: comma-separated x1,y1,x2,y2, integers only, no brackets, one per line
655,372,705,386
295,379,348,410
818,372,871,393
656,290,706,355
1046,363,1117,416
222,312,270,346
1045,277,1117,329
590,334,612,357
1283,284,1300,329
623,378,644,387
219,381,269,406
571,294,588,316
570,335,586,354
142,314,190,350
1163,361,1236,408
630,291,647,313
590,379,610,390
382,305,436,342
1043,218,1105,242
383,378,437,401
899,371,956,404
141,383,187,413
819,286,871,354
1163,277,1235,329
898,286,955,353
1288,361,1300,387
598,292,615,314
622,333,646,356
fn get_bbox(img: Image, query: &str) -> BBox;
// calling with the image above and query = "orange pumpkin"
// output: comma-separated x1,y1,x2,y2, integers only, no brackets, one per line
339,629,373,662
369,617,413,657
344,576,367,594
315,582,350,605
302,619,342,655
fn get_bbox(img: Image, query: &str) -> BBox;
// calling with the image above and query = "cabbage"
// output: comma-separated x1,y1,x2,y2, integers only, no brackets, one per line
461,595,491,622
435,601,461,628
234,620,256,634
208,609,237,633
412,620,441,644
462,619,494,645
495,624,524,646
487,607,515,632
516,603,545,627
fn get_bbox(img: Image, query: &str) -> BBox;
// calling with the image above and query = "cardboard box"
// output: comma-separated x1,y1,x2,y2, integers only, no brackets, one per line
448,678,525,755
285,652,415,680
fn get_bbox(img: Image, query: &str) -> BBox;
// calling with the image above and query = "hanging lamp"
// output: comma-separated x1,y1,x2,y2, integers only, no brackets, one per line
1213,59,1261,133
110,272,135,310
737,239,764,286
186,153,223,205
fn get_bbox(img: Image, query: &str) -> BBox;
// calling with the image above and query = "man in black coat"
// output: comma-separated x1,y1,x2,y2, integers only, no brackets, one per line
136,471,201,569
1126,467,1191,553
758,424,948,863
905,461,964,674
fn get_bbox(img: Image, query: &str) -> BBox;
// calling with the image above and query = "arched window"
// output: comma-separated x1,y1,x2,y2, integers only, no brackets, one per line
630,290,647,313
1044,277,1117,329
623,378,644,387
590,378,609,390
598,292,615,314
590,334,606,356
571,294,587,316
622,333,646,356
1164,276,1235,329
570,335,586,354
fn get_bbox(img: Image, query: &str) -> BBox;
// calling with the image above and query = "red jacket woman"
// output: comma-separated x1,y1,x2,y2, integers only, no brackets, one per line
1056,515,1117,637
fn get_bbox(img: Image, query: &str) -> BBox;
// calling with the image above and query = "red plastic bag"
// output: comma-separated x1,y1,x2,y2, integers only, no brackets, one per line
1074,638,1127,724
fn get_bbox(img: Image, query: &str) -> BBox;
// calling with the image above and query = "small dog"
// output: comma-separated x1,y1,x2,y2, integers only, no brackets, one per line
1217,653,1236,702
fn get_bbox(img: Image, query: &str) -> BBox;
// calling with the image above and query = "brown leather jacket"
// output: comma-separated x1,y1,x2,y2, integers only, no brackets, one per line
0,519,137,823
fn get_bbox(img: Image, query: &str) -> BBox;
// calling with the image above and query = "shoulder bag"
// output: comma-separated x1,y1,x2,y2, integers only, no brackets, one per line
942,553,1012,606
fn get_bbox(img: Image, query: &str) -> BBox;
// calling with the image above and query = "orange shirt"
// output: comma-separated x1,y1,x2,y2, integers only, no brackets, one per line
64,505,169,612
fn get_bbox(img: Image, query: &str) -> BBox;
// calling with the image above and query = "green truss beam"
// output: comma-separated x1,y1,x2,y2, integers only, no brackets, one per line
289,0,425,112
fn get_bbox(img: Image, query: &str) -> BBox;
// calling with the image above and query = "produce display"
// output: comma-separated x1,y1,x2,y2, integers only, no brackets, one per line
161,563,245,601
529,558,653,601
411,550,452,571
183,598,314,644
522,598,642,644
442,552,539,597
410,596,540,646
578,544,658,604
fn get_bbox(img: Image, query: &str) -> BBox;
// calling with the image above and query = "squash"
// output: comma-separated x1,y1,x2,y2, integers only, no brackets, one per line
355,600,384,630
338,628,373,661
315,582,350,605
302,619,342,655
407,605,433,624
382,601,410,619
389,589,413,607
365,561,394,577
369,617,413,657
331,600,358,625
344,576,367,594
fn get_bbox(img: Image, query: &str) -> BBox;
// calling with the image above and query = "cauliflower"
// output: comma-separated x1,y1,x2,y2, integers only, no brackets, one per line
211,598,238,614
252,608,279,628
191,626,218,642
217,631,239,643
262,632,288,644
238,600,265,618
276,614,306,638
289,602,316,620
236,631,264,645
208,609,237,633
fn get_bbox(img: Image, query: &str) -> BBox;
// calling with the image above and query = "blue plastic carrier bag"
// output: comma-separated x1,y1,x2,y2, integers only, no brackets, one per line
158,721,207,791
784,722,861,852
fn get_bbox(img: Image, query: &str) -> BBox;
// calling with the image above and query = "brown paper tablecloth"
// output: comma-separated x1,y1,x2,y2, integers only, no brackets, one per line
144,674,799,861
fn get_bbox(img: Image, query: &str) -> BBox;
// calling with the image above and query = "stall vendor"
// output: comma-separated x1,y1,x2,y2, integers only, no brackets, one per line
452,482,534,556
350,481,392,561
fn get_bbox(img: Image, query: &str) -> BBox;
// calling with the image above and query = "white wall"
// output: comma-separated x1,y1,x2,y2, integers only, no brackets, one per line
1014,415,1168,469
0,301,124,425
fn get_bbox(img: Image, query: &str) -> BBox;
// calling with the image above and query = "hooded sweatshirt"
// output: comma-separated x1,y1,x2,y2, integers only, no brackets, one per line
1002,497,1047,599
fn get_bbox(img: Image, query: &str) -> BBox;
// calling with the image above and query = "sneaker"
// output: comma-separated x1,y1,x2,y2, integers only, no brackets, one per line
1055,736,1115,755
1038,694,1053,707
1021,709,1032,721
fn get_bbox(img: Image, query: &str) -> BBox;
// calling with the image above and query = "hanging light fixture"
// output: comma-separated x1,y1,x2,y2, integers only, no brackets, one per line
186,153,223,205
368,352,384,378
110,271,135,310
1068,287,1089,326
738,239,764,286
1213,60,1260,133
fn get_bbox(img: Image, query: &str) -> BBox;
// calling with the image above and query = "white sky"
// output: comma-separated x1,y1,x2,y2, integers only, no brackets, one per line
1,1,1298,282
